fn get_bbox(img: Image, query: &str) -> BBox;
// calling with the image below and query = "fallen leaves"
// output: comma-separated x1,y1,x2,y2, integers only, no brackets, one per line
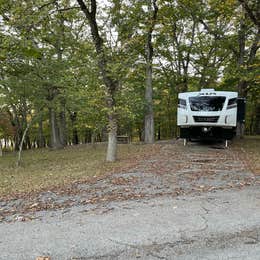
36,257,51,260
0,141,259,223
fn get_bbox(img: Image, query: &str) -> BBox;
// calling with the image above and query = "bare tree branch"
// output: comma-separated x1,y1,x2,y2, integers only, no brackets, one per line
238,0,260,28
77,0,92,19
57,6,81,12
38,0,57,11
90,0,97,17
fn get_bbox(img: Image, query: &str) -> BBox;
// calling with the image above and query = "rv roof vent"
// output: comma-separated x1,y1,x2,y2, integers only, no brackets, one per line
200,88,215,92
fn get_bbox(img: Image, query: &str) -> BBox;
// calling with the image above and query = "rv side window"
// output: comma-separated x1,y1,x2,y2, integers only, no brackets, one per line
178,99,187,109
227,98,237,109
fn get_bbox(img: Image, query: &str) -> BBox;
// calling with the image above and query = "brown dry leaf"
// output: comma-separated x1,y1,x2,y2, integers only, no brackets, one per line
36,257,51,260
30,203,39,209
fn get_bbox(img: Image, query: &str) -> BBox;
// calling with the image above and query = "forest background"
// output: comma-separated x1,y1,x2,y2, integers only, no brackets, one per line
0,0,259,162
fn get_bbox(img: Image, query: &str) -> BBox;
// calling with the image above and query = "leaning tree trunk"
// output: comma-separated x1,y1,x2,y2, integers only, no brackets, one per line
16,110,43,166
144,0,158,144
16,122,31,166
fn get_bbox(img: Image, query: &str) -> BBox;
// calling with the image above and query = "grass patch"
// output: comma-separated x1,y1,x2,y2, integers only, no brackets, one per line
0,143,150,198
233,136,260,174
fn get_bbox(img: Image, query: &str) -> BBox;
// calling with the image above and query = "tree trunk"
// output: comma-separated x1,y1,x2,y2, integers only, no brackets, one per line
72,129,79,145
49,107,63,149
4,138,7,150
25,135,31,149
84,128,91,143
157,124,161,140
91,130,96,146
182,67,189,93
255,103,260,134
59,109,67,146
70,112,79,145
16,120,32,166
14,128,22,151
144,0,158,144
237,79,246,139
13,112,22,151
106,113,117,162
236,15,247,138
144,61,155,143
237,17,247,98
38,115,45,148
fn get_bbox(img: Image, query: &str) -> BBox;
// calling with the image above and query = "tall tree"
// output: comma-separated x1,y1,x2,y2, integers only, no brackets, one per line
144,0,158,144
238,0,260,134
77,0,119,161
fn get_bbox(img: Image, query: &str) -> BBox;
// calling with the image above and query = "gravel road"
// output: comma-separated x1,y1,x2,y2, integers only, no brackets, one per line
0,140,260,259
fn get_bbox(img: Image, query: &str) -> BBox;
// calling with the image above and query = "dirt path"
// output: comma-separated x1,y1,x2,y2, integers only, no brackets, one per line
0,140,258,222
1,140,260,260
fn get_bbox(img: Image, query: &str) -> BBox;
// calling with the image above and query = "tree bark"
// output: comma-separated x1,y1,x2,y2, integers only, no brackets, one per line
56,14,67,147
181,20,195,92
144,0,158,144
145,60,155,143
106,98,117,161
16,120,33,166
59,103,67,146
25,135,31,149
84,128,91,143
106,119,117,161
37,115,45,148
14,127,22,151
49,107,63,149
235,14,247,137
11,106,22,151
70,112,79,145
255,103,260,134
238,0,260,28
91,130,96,147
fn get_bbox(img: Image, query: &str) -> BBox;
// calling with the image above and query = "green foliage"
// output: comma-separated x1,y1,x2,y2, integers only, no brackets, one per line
0,0,259,149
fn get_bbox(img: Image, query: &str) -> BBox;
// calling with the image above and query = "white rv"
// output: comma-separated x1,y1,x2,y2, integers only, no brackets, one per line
177,89,245,144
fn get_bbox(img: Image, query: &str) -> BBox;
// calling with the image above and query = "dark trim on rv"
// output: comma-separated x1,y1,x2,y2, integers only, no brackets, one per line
180,127,236,140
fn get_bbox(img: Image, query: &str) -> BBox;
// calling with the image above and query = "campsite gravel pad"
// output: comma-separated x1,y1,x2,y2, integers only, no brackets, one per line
0,140,259,222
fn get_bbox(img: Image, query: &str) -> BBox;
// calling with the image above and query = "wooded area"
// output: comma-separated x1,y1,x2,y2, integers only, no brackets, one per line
0,0,259,161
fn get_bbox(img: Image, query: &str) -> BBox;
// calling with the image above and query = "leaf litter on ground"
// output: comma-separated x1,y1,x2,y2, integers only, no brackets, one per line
0,138,259,223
